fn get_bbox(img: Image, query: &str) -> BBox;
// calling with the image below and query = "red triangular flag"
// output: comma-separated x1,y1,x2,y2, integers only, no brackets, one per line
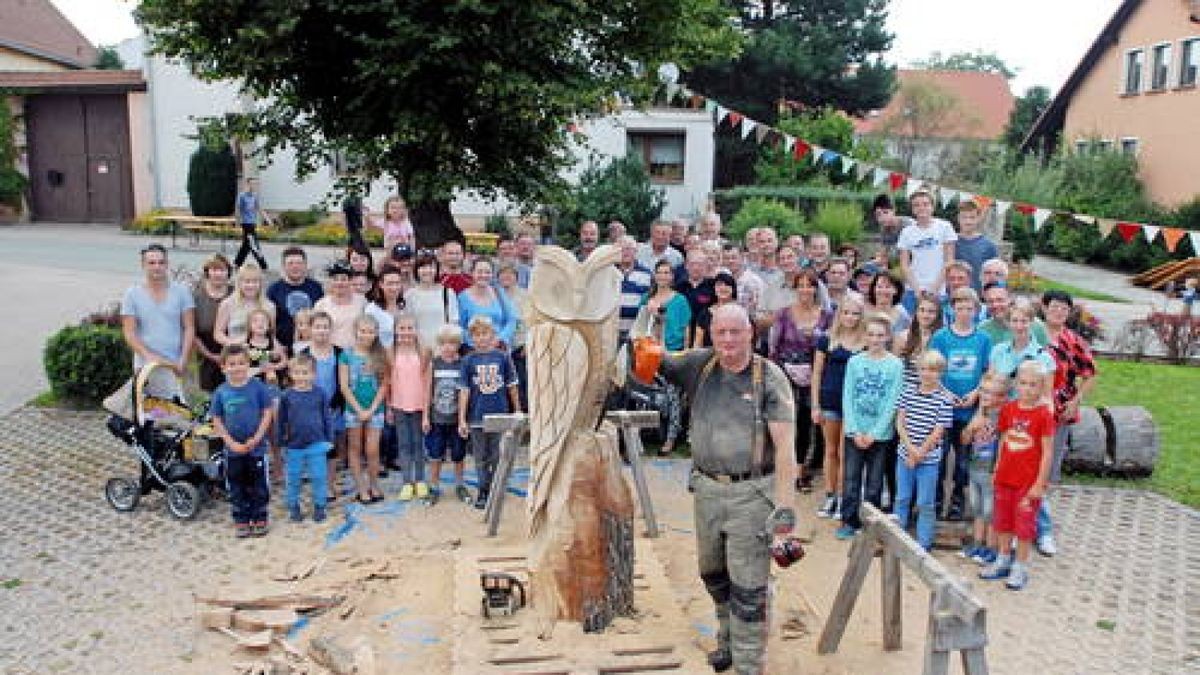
888,172,906,192
1161,227,1187,252
1115,222,1142,243
793,139,811,161
1015,203,1037,216
727,112,743,129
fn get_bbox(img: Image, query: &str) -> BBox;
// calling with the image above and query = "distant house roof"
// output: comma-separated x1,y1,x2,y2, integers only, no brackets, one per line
854,69,1015,141
0,69,145,92
1020,0,1142,153
0,0,98,69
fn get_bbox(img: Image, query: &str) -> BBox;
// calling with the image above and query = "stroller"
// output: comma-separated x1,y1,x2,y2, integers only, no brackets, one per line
102,363,224,520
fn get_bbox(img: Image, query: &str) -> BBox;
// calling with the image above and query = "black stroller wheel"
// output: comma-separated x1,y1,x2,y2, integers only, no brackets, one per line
165,481,201,520
105,477,140,512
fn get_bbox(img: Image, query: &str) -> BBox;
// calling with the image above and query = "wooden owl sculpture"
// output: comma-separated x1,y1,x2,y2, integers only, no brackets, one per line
525,244,635,631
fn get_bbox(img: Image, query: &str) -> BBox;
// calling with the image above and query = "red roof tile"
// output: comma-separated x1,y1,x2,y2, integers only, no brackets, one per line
854,70,1015,141
0,0,97,68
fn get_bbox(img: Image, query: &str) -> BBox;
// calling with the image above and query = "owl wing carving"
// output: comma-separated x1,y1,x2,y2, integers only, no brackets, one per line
525,322,589,538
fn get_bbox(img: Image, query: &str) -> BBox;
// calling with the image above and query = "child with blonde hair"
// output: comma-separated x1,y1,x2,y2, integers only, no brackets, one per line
981,361,1056,590
389,314,431,501
426,324,469,503
893,350,955,550
291,308,315,355
339,314,391,503
811,296,867,519
960,372,1007,564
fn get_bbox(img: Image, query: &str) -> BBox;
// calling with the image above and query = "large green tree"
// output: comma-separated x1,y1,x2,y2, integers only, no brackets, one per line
136,1,737,245
687,0,896,187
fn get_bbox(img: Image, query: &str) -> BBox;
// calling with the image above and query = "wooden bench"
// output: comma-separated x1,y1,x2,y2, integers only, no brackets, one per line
155,215,239,250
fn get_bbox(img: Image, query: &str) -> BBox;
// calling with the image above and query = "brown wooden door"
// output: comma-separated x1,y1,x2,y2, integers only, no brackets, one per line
26,94,133,223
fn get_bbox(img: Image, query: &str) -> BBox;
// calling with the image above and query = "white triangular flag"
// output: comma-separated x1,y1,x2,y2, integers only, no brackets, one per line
873,167,889,188
809,144,825,166
958,191,974,204
740,117,756,140
1033,208,1053,232
1190,231,1200,256
716,106,729,124
840,155,855,174
905,178,922,198
783,135,795,152
855,161,873,182
940,189,958,208
995,200,1012,219
1142,224,1160,243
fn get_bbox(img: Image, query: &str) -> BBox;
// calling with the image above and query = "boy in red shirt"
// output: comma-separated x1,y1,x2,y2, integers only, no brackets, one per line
980,361,1055,590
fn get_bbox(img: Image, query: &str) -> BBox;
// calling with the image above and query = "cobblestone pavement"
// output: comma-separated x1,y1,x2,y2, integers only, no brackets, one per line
1,408,1198,673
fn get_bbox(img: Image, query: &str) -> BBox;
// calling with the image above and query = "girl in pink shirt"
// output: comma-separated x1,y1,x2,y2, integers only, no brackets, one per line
389,314,430,501
370,196,415,251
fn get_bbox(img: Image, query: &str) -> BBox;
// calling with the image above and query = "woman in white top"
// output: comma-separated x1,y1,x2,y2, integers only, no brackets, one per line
404,252,459,350
313,260,367,349
213,262,276,347
365,264,407,353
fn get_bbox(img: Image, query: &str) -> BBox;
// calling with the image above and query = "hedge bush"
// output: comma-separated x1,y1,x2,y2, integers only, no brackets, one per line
728,197,806,243
808,201,864,249
44,324,132,404
186,142,237,217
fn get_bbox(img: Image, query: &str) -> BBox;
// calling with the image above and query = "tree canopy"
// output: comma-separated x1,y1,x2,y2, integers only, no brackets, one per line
911,50,1018,80
685,0,895,187
1003,85,1052,150
135,0,738,244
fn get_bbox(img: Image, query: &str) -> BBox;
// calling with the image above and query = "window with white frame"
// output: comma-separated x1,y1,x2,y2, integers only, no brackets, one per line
1074,139,1090,155
1150,43,1172,90
1124,49,1144,94
1181,38,1199,87
1120,138,1139,156
627,131,686,183
1097,139,1114,153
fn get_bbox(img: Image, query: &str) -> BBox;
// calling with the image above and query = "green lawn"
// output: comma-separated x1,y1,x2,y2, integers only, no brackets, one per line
1034,277,1128,304
1072,359,1200,508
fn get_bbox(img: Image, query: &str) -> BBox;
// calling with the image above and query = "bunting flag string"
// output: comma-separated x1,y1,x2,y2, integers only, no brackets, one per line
679,85,1192,259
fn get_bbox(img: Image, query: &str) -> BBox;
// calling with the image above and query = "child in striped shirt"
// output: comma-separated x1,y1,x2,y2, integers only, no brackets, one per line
893,350,955,550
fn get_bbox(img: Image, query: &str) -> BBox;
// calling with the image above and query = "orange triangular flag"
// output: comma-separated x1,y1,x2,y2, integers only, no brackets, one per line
1161,227,1188,253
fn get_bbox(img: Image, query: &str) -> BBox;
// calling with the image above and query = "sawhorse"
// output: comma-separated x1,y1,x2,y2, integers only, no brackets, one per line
482,413,529,537
605,410,662,538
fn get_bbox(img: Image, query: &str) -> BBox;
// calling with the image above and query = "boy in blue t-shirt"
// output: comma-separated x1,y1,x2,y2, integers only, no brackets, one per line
928,286,991,521
458,316,521,510
212,345,275,538
278,353,332,523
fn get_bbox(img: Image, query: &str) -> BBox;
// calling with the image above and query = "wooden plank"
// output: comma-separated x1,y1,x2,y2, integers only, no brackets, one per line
611,646,674,656
606,659,684,673
488,653,564,665
880,549,903,651
816,525,877,654
231,609,299,632
199,607,233,629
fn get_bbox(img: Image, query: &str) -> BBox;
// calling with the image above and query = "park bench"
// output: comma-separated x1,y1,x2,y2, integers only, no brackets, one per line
155,215,277,252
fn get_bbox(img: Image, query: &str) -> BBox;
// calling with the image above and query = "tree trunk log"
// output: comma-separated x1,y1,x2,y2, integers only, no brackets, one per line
409,198,462,249
528,427,635,632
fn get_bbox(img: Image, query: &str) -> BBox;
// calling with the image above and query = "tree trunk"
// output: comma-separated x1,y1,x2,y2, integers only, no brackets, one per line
408,198,463,249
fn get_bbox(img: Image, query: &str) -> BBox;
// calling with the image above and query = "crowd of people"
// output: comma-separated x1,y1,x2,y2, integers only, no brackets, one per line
121,190,1096,595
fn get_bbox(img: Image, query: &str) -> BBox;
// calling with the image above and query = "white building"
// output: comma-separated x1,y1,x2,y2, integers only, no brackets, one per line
119,37,715,229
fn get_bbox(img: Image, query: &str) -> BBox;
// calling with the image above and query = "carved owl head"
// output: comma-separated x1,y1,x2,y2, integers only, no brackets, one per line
528,245,622,322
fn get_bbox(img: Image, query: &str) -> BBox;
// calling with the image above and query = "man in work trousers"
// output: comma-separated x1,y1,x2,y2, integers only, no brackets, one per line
655,304,798,674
